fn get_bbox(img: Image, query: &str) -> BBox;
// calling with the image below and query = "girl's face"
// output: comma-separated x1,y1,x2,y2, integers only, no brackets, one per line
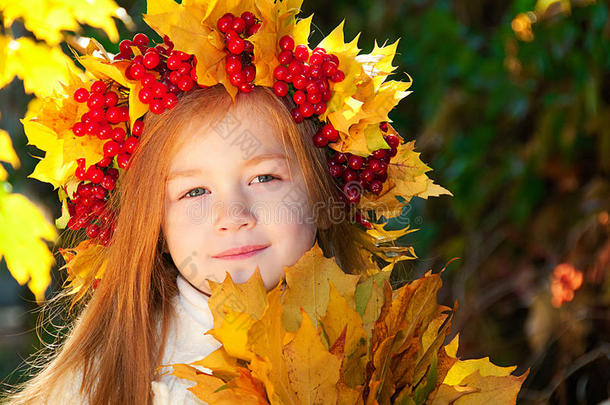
162,102,317,295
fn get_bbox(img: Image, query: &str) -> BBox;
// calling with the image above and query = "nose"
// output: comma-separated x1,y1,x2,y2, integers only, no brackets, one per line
213,196,257,233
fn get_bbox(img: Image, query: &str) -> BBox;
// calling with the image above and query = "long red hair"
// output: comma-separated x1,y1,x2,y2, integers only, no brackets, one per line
2,84,369,404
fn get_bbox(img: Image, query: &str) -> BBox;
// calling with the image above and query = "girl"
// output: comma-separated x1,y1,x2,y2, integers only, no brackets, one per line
3,84,371,404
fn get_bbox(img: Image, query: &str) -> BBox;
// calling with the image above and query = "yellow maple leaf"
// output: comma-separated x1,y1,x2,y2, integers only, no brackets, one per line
0,0,124,46
0,129,20,180
1,35,80,98
0,191,57,303
281,242,360,332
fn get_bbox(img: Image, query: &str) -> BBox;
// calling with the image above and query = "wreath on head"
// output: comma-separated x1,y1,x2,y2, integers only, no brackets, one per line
26,0,451,299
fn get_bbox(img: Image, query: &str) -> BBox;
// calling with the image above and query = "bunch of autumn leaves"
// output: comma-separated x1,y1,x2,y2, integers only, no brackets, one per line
166,243,528,404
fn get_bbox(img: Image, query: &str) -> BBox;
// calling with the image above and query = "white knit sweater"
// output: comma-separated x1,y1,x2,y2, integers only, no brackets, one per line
44,275,222,404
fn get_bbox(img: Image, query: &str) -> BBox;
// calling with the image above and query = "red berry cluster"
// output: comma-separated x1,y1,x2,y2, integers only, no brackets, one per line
70,77,144,245
217,11,261,93
66,163,118,246
117,33,203,115
328,123,400,205
272,34,345,122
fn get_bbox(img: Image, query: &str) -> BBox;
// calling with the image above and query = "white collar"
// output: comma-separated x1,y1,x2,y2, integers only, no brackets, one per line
176,274,214,330
160,275,221,367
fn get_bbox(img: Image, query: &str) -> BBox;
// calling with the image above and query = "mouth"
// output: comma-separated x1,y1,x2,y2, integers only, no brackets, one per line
212,244,270,260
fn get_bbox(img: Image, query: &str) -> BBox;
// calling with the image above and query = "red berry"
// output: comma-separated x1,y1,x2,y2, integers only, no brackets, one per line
133,33,149,47
307,92,321,104
372,148,387,159
309,53,324,66
97,157,112,167
177,62,191,76
243,65,256,82
288,60,302,75
166,55,181,70
342,168,358,183
103,140,121,157
72,122,87,137
117,153,131,169
151,82,167,98
124,137,140,154
241,11,256,26
217,13,234,33
299,102,314,117
322,61,338,77
368,158,381,173
279,35,295,52
86,121,100,136
376,161,388,175
312,132,328,147
226,58,242,74
74,88,89,102
368,180,383,195
343,182,361,204
292,90,306,105
75,165,87,180
348,155,364,170
119,39,133,55
111,127,126,142
86,223,100,238
177,76,194,91
88,107,105,122
331,70,345,82
101,174,116,191
294,45,309,62
87,93,105,109
138,87,153,104
379,121,389,132
322,124,338,141
273,65,289,81
389,147,397,157
132,120,144,136
278,50,292,65
291,107,304,123
87,166,104,183
169,71,182,84
104,91,118,107
239,82,254,93
164,93,179,109
91,80,106,93
227,37,245,54
309,66,323,79
143,51,160,69
232,17,246,33
98,123,112,140
361,167,375,182
385,134,400,148
273,81,288,97
150,99,165,114
334,152,348,163
246,23,260,36
293,74,307,90
328,162,343,178
140,73,156,87
229,71,246,87
313,47,326,54
313,102,327,115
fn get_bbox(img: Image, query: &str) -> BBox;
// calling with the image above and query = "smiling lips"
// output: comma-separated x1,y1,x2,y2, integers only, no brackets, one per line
212,244,270,260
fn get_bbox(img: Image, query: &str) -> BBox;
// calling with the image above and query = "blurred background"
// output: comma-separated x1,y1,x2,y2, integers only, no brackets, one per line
0,0,608,403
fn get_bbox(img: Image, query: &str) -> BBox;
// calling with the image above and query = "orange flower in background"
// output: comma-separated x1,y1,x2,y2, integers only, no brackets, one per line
550,263,583,308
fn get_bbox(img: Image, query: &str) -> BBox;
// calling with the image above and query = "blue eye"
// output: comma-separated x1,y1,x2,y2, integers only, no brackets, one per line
181,175,279,199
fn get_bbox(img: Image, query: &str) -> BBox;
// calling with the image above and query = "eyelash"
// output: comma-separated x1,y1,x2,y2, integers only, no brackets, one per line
181,174,280,199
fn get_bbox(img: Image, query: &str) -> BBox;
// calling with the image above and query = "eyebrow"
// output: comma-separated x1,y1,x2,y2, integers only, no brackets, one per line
168,152,288,181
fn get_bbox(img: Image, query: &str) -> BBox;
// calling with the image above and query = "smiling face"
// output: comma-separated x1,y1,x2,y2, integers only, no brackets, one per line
162,97,318,295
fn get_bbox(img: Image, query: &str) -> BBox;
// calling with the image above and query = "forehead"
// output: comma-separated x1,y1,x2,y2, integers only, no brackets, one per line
168,102,290,172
